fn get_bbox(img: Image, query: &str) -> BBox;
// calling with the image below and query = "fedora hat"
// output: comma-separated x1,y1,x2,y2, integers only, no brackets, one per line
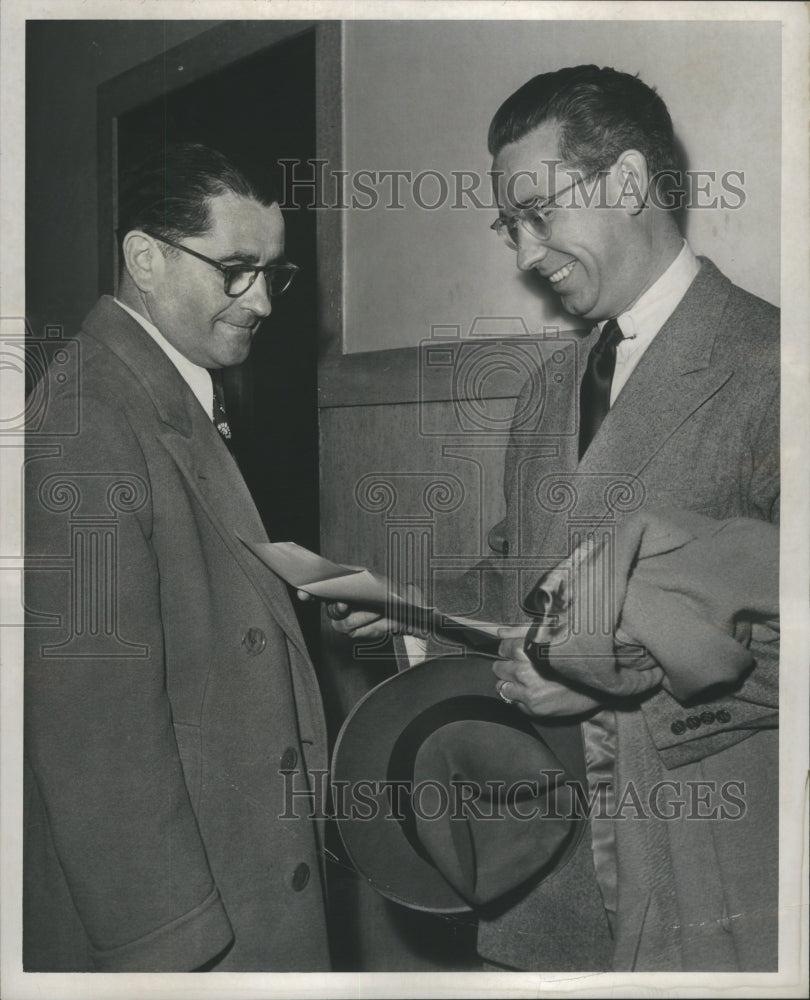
331,653,589,913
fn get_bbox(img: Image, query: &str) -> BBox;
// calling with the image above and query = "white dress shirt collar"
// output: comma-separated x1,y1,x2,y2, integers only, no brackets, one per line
113,298,214,420
597,241,701,405
600,240,700,343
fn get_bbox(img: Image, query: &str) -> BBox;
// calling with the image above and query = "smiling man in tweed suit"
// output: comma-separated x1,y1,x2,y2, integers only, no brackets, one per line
325,66,779,972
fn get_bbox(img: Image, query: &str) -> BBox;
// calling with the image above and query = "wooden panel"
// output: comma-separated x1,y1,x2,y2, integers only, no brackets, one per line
318,398,514,714
317,397,511,970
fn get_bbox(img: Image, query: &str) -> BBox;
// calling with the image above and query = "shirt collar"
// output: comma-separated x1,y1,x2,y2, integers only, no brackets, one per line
599,240,700,343
113,298,214,420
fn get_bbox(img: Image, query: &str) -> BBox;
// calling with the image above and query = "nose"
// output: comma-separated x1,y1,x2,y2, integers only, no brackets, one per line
242,273,272,317
515,227,550,272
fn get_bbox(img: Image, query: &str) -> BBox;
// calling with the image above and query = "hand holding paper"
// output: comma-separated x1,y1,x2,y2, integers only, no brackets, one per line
239,539,399,605
238,537,504,653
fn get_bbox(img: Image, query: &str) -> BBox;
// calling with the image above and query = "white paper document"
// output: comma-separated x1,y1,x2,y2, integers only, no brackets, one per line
238,537,504,652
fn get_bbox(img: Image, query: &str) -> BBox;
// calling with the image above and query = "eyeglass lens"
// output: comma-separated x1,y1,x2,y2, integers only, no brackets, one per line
500,211,550,249
225,266,297,297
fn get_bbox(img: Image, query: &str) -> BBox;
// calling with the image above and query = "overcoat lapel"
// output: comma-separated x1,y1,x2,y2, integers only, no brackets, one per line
536,259,735,559
160,429,311,660
82,296,310,660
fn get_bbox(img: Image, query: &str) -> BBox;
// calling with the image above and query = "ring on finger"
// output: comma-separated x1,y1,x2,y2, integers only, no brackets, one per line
497,679,515,705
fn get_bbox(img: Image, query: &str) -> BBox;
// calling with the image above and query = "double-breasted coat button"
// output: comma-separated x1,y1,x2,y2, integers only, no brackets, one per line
280,746,298,770
716,709,732,723
700,711,716,725
241,627,266,655
291,862,310,891
670,719,687,735
686,715,701,730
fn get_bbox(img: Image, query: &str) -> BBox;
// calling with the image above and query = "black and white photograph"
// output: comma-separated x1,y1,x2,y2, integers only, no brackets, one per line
1,1,808,997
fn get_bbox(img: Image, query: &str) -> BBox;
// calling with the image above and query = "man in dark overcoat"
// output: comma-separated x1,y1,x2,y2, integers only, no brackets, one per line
24,143,331,971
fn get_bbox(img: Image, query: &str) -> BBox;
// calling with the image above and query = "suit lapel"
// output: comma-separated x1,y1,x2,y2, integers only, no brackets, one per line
82,297,310,659
537,260,735,556
581,259,734,479
159,426,311,659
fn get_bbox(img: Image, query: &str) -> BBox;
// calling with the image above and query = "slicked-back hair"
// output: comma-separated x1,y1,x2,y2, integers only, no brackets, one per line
116,142,278,261
488,65,679,179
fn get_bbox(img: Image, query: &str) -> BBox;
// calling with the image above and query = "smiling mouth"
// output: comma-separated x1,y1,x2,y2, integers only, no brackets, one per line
223,321,258,333
547,261,577,285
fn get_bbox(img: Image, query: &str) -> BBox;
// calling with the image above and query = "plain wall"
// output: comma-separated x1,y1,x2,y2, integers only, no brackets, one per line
343,19,780,352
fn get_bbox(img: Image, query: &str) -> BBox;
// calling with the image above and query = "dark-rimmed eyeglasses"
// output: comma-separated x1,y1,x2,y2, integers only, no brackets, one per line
490,169,602,250
143,231,299,298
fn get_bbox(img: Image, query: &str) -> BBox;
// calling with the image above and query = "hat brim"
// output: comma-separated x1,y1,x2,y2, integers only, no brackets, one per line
331,653,586,913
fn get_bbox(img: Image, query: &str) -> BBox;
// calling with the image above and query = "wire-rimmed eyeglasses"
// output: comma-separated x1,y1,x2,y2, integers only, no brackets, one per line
490,169,602,250
143,231,299,298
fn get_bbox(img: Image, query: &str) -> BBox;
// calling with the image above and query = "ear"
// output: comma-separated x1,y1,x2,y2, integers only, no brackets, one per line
612,149,650,216
121,230,163,292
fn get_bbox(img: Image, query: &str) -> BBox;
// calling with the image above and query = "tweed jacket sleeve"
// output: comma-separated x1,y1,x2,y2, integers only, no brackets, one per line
636,358,780,767
521,508,779,755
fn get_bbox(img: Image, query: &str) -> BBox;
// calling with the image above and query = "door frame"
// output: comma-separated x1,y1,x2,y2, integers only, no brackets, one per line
96,18,530,414
96,17,334,316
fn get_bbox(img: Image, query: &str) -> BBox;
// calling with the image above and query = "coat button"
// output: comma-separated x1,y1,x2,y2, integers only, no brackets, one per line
280,746,298,770
241,627,266,655
670,719,687,735
291,862,310,891
700,711,716,725
716,709,732,723
686,715,701,730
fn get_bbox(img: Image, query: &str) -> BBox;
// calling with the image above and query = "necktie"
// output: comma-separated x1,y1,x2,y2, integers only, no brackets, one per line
208,368,233,448
578,317,624,459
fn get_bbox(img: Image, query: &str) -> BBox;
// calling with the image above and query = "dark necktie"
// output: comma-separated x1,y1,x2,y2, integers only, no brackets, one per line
578,317,624,459
208,368,233,449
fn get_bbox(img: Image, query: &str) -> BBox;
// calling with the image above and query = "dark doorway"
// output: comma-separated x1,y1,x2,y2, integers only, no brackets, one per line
116,28,320,651
99,22,478,972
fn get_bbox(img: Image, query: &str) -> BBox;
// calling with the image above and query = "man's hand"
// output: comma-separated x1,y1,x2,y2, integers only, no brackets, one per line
493,625,602,717
296,584,426,641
